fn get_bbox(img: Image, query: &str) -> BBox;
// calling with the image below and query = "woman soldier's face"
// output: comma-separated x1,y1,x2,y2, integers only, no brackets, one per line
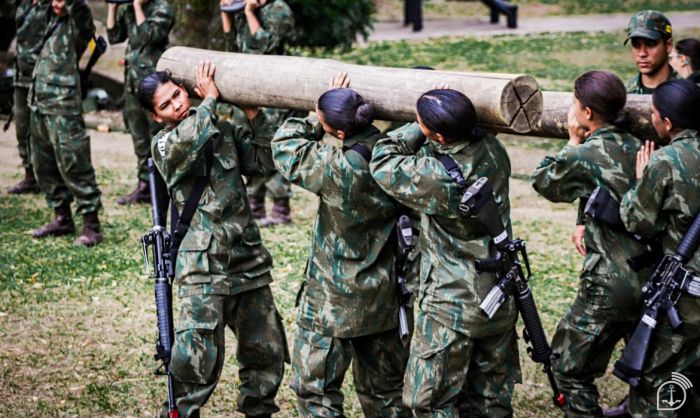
151,81,191,126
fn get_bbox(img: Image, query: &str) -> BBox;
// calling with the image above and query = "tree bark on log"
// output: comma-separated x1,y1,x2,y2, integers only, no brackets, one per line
536,91,657,141
157,46,543,134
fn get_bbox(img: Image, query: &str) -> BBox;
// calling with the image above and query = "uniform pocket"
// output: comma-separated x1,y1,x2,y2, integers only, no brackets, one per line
171,296,219,385
404,321,452,410
290,328,333,396
176,230,213,285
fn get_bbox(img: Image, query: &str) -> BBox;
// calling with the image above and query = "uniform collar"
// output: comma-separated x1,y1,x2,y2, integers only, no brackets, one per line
586,125,619,142
431,138,473,155
671,129,700,143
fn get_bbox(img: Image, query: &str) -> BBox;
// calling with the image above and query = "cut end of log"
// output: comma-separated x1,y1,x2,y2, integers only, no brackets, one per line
501,75,543,134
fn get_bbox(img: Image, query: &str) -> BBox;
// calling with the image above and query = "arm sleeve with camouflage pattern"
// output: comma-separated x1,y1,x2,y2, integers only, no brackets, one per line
370,126,465,218
531,144,595,203
159,97,220,189
232,110,276,177
130,2,174,50
246,5,293,54
106,7,128,44
271,116,334,195
69,0,95,59
620,155,671,238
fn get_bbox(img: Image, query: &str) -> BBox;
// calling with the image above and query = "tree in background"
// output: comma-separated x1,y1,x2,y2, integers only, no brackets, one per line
170,0,375,50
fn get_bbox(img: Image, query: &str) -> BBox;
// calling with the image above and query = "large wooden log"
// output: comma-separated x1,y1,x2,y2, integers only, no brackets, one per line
157,46,543,134
535,91,658,141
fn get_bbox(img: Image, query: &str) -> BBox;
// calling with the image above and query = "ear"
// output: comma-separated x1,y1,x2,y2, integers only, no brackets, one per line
152,113,163,124
663,116,673,133
336,129,346,140
584,106,594,121
435,132,447,145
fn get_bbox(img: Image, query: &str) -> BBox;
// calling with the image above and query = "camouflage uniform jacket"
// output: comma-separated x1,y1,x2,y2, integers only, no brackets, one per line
106,0,174,93
620,129,700,332
151,97,276,299
226,0,294,55
626,67,677,94
14,0,49,88
370,122,518,338
272,117,400,338
30,0,94,115
532,126,648,318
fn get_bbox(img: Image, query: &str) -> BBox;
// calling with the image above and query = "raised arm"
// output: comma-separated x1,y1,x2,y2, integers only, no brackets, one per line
369,123,463,218
271,116,333,195
128,0,174,50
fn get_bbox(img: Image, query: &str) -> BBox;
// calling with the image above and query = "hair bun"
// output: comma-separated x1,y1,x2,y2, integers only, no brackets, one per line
354,102,375,126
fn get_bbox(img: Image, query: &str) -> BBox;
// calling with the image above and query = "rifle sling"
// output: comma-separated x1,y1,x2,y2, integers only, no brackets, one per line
437,154,468,190
170,141,214,260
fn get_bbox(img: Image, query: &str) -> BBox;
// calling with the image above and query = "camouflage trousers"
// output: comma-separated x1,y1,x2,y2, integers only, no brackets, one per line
403,311,521,418
13,85,32,172
291,325,411,418
246,172,292,200
160,284,289,418
123,88,160,182
30,111,102,215
551,298,638,418
627,318,700,417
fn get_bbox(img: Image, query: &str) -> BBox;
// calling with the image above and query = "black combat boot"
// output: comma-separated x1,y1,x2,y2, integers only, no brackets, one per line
73,212,103,247
117,180,150,205
8,169,40,194
248,195,266,220
32,205,75,238
260,197,292,227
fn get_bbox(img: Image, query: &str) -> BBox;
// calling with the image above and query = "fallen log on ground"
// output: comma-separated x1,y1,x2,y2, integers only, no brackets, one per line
157,46,543,134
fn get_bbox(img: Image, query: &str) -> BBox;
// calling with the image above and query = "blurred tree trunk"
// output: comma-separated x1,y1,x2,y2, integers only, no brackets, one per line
170,0,225,50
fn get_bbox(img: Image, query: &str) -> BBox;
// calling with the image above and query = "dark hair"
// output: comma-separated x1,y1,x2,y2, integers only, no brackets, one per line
574,70,628,127
138,70,174,112
653,79,700,131
317,88,374,136
675,38,700,72
416,88,484,143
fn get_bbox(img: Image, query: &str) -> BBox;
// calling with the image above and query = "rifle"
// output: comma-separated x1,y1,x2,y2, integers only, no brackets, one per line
395,214,415,345
141,159,179,418
613,210,700,388
460,177,566,409
79,35,107,99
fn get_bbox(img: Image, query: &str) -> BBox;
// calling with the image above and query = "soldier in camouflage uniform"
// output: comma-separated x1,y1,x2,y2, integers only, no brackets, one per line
620,79,700,417
7,0,47,195
371,88,520,418
625,10,676,94
272,75,410,417
220,0,297,226
140,63,288,418
107,0,174,205
29,0,103,247
531,71,650,417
